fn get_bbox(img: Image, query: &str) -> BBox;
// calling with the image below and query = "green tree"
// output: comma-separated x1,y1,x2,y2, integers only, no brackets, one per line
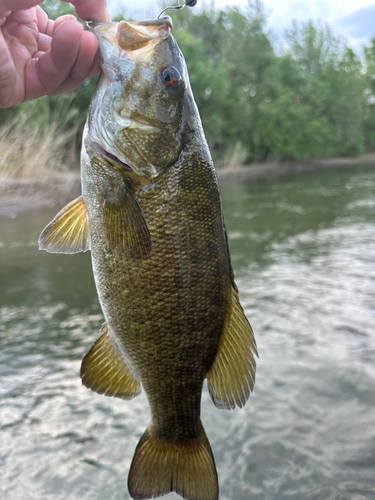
280,20,366,158
40,0,75,18
362,38,375,150
174,27,231,156
174,2,279,163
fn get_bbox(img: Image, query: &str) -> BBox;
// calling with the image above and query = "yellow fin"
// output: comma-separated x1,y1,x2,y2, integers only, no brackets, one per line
81,323,141,399
128,425,218,500
38,196,90,254
206,288,258,410
103,185,151,258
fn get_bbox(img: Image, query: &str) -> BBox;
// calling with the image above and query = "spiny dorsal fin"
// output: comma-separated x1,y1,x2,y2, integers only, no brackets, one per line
103,184,151,258
128,424,218,500
206,288,258,409
81,323,141,399
38,196,90,254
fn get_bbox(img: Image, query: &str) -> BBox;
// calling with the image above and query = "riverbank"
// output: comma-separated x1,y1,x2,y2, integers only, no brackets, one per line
1,153,374,218
217,152,375,181
0,173,81,218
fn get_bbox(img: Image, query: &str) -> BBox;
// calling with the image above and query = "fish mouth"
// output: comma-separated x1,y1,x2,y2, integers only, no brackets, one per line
86,17,172,61
104,150,133,173
90,141,133,173
114,111,161,134
93,142,160,179
87,112,162,179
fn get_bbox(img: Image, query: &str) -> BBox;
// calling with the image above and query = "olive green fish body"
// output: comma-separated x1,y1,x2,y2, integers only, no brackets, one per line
83,144,230,442
39,17,257,500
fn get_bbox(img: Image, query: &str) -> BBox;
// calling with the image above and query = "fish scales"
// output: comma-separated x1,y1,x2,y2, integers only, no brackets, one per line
83,150,229,438
39,16,257,500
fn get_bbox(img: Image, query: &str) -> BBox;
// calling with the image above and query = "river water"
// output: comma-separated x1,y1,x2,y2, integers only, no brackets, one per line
1,166,374,500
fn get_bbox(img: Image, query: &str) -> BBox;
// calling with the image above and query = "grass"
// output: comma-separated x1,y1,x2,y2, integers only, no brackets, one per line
0,97,81,183
0,97,84,211
217,142,249,170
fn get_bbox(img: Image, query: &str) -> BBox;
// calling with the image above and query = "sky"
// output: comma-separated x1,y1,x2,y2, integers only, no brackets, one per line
106,0,375,52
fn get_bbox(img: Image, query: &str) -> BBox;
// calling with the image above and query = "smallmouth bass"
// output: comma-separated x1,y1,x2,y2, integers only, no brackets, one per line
39,16,257,500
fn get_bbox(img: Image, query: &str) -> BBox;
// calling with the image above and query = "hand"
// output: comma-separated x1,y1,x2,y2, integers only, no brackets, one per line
0,0,110,108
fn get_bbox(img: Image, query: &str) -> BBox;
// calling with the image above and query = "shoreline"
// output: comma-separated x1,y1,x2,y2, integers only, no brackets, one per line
216,152,375,181
0,173,81,218
1,153,374,218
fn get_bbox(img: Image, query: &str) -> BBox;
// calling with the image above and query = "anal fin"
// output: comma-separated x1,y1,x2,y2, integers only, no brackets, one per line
81,323,141,399
207,288,258,409
38,195,90,254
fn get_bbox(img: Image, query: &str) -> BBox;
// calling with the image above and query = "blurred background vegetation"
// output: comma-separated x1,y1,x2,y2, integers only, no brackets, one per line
2,0,375,177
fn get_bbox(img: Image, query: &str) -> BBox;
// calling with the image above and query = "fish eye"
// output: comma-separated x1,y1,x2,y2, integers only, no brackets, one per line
161,66,180,88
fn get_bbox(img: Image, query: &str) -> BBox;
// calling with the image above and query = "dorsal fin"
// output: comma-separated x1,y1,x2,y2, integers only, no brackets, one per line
206,286,258,410
38,196,90,254
81,323,141,399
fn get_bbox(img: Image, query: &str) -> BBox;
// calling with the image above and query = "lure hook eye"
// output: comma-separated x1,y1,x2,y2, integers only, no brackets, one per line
157,0,198,19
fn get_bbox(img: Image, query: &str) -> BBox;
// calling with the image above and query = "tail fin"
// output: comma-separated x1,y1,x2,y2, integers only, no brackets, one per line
128,425,218,500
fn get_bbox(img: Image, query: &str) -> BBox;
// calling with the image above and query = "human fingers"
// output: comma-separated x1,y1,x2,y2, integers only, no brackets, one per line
66,0,110,22
42,13,78,36
37,32,52,52
0,30,16,107
36,4,50,33
36,12,78,55
0,0,43,16
53,14,79,30
50,29,99,94
52,14,99,73
25,19,83,100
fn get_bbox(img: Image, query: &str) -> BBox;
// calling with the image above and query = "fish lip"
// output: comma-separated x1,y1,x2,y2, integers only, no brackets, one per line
91,141,159,179
86,119,161,178
114,110,161,134
85,17,172,48
85,16,172,32
104,150,133,172
89,141,133,173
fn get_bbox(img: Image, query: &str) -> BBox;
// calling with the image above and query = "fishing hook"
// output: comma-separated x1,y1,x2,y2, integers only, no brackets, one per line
158,0,198,19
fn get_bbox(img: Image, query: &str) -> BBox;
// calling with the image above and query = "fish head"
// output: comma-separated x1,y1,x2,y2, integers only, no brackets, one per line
87,17,190,179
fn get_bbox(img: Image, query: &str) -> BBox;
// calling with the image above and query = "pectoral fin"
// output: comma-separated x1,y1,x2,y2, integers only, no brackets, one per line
38,196,90,254
81,323,141,399
207,288,258,409
103,184,151,258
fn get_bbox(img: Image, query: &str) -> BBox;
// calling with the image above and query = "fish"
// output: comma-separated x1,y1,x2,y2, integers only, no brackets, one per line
38,16,257,500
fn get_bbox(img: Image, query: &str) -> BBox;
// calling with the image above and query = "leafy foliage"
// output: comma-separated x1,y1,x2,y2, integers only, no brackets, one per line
172,6,369,163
